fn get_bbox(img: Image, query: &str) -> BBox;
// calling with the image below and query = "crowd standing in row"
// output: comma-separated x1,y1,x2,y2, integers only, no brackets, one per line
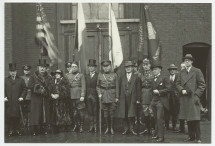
5,54,206,143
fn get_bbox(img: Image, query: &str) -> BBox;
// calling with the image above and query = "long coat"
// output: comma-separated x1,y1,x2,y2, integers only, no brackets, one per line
151,75,170,110
5,76,26,118
49,77,71,126
176,66,206,121
116,73,141,118
28,71,52,125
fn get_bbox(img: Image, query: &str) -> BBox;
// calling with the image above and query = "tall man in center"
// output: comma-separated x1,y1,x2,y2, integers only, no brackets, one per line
117,60,141,135
97,60,119,135
66,61,86,133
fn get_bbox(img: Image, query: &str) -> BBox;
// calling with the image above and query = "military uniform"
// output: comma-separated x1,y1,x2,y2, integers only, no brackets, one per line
139,69,155,134
20,65,32,128
96,60,119,134
65,62,86,132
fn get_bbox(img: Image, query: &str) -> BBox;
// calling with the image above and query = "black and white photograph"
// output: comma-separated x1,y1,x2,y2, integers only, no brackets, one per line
2,0,212,144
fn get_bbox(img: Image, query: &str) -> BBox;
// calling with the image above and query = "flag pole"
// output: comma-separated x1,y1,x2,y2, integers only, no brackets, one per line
109,3,114,70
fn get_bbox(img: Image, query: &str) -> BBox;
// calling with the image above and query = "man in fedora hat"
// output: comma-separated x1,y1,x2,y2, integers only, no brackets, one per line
139,58,155,135
85,59,99,133
150,62,170,142
165,64,179,131
96,60,119,135
176,54,205,143
5,63,27,137
65,61,86,133
20,65,32,130
117,60,140,136
28,59,52,136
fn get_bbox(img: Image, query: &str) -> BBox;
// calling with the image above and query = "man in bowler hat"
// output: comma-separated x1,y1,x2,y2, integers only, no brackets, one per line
176,54,205,143
150,63,170,142
5,63,26,137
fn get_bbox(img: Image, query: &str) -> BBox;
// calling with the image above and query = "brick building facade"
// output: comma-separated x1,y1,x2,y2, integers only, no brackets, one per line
4,3,211,118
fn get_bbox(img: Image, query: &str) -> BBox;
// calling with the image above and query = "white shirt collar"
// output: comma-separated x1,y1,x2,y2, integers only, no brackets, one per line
186,66,192,72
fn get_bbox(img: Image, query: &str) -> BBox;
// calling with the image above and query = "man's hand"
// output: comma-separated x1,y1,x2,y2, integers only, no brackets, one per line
98,94,102,99
136,101,140,104
18,97,23,102
153,89,159,95
80,97,85,102
182,90,187,95
4,97,8,102
115,98,119,102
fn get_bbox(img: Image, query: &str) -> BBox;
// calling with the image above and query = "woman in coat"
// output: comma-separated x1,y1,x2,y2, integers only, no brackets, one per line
49,69,71,133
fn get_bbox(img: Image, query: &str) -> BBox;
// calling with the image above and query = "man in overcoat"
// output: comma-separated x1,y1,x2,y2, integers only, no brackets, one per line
150,63,170,142
176,54,205,143
5,63,26,137
28,59,52,136
85,59,99,133
165,64,179,131
117,60,141,135
96,60,119,135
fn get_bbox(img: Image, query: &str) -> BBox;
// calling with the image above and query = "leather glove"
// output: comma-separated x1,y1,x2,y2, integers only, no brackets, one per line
80,97,85,102
18,97,23,102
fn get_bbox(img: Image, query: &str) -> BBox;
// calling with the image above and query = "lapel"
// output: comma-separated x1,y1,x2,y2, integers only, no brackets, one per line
129,73,136,90
181,67,195,85
155,75,163,87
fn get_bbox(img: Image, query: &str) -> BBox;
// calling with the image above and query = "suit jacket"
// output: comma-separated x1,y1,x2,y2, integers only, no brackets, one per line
176,66,206,121
116,72,141,118
151,74,170,110
85,72,98,101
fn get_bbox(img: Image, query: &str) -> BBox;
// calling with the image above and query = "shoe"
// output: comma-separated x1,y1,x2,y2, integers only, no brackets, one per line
8,130,13,137
88,126,94,132
184,137,195,142
72,125,78,132
196,140,202,143
32,132,37,136
110,128,114,135
16,130,22,136
104,128,109,134
130,129,138,136
152,135,158,139
122,129,128,135
156,138,164,142
139,121,144,126
139,129,148,135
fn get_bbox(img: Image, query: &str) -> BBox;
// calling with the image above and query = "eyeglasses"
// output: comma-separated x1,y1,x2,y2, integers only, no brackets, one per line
71,66,78,68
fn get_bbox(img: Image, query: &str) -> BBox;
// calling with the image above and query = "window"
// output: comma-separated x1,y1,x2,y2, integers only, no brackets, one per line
71,3,124,20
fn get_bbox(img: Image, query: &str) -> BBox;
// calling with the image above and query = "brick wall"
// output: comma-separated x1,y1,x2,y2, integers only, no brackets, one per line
5,3,211,75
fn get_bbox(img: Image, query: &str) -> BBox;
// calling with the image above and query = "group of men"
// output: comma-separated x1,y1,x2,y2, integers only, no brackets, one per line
5,54,206,143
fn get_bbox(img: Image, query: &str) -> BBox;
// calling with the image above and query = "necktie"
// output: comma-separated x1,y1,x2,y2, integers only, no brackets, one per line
90,73,94,78
127,73,131,81
154,76,157,82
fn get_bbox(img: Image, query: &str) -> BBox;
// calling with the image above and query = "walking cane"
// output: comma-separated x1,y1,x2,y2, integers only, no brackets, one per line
19,104,25,127
42,96,46,123
99,98,102,136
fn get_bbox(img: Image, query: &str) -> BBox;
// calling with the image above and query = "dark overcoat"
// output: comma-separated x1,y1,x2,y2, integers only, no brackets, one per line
176,66,205,121
5,76,26,118
116,73,141,118
28,71,52,125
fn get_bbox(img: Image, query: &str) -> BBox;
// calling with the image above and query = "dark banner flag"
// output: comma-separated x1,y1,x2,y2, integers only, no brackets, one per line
138,4,148,60
144,5,162,64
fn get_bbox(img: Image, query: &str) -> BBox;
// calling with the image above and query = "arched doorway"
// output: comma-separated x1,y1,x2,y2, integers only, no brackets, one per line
183,42,211,120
